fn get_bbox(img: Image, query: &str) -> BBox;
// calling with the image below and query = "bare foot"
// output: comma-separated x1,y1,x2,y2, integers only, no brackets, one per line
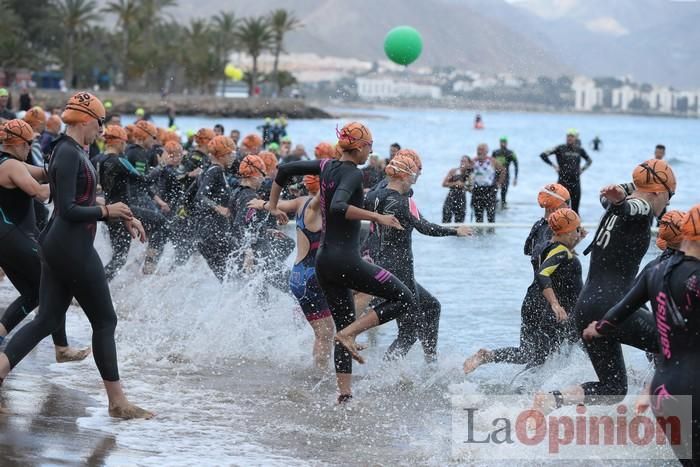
463,349,492,374
337,394,353,404
108,402,155,420
55,346,92,363
335,333,366,364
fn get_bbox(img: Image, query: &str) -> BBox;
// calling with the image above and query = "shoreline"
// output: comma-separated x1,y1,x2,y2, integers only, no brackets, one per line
31,90,332,119
313,98,700,121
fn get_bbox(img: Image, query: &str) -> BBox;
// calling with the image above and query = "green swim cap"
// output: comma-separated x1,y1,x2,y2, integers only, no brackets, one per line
186,130,195,138
281,136,291,143
566,128,578,136
0,88,8,97
104,101,113,109
268,142,280,151
499,136,508,142
135,108,145,117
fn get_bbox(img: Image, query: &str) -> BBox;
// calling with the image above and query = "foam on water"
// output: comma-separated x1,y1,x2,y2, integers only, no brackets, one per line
2,107,697,465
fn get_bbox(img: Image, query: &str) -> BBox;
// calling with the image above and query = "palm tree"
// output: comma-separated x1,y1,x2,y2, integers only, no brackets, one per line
52,0,99,89
102,0,138,88
182,18,217,94
212,11,238,70
269,9,302,96
235,16,274,97
135,0,177,28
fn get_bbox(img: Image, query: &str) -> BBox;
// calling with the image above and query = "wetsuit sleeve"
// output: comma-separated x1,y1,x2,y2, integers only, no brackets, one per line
608,197,653,219
414,199,457,237
581,148,592,163
330,169,363,217
539,146,557,165
510,152,519,178
195,168,223,210
536,245,570,290
595,272,650,335
524,221,540,256
53,148,103,222
274,160,321,186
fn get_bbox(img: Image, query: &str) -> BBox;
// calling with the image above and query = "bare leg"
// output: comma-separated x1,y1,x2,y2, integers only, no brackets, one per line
336,373,352,403
310,317,334,371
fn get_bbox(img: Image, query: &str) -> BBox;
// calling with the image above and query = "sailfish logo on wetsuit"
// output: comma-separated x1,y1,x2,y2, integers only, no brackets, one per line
656,291,674,359
653,384,676,411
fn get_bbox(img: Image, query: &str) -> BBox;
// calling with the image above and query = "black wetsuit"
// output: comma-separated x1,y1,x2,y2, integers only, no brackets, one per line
492,218,554,366
571,195,658,403
100,155,142,280
4,135,120,382
275,159,415,375
228,184,292,289
540,145,591,213
0,154,69,347
442,169,469,223
174,149,209,263
364,187,457,361
492,148,518,206
124,144,167,263
192,165,231,280
361,166,383,191
596,252,700,465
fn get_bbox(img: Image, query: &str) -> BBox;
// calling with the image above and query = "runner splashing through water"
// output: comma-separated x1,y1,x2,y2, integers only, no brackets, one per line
265,122,415,403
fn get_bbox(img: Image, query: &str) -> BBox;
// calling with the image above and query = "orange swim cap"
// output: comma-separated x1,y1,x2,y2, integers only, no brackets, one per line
656,237,667,251
46,115,62,134
632,159,676,195
61,92,105,125
163,140,183,154
681,204,700,241
0,119,34,145
238,154,266,178
658,210,686,246
208,135,236,159
161,131,180,144
314,142,334,159
395,148,422,170
156,127,169,145
103,125,128,143
241,133,263,152
385,154,418,180
23,107,46,131
303,175,320,194
548,208,581,235
125,124,135,141
132,120,157,141
336,122,372,151
257,151,278,175
538,183,571,210
194,128,215,147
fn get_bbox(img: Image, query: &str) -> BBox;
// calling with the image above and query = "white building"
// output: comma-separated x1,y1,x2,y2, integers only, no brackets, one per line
612,85,640,110
356,77,442,100
648,86,674,113
572,76,603,111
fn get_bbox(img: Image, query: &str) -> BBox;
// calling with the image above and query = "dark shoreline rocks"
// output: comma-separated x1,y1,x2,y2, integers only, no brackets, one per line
32,90,332,119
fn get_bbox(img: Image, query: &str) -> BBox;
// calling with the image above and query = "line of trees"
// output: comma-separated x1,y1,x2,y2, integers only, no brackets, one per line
0,0,302,97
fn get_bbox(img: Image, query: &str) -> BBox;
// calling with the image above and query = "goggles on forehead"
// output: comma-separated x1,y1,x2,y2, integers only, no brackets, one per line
639,162,674,199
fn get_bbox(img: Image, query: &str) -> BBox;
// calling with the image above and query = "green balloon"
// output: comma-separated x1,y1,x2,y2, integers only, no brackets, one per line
384,26,423,66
